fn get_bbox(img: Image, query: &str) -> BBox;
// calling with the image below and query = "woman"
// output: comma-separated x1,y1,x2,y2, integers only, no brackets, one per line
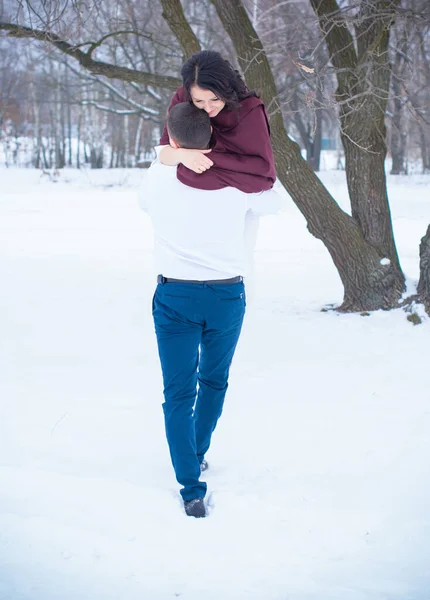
158,50,276,194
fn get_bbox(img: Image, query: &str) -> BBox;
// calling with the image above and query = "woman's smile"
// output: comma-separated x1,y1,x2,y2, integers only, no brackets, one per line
190,85,225,117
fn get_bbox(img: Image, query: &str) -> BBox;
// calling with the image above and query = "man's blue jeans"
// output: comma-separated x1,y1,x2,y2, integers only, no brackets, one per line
152,280,246,501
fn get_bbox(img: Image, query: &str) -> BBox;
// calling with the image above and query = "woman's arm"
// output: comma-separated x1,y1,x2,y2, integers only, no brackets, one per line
177,104,276,192
158,145,184,166
158,145,213,172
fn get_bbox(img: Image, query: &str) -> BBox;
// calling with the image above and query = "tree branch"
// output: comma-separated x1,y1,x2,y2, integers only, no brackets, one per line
80,100,152,118
210,0,281,116
309,0,358,98
0,21,181,90
160,0,201,59
84,30,152,58
64,61,160,117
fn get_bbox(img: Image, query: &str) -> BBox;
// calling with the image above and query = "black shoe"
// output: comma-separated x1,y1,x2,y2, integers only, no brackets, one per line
184,498,206,518
200,459,209,472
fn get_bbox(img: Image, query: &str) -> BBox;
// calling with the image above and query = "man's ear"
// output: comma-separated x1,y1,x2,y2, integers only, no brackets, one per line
169,136,180,149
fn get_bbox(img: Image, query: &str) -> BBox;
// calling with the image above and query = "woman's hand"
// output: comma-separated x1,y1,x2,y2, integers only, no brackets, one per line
178,148,213,174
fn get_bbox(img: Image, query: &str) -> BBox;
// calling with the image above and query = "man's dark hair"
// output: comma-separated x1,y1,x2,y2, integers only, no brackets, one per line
167,102,212,150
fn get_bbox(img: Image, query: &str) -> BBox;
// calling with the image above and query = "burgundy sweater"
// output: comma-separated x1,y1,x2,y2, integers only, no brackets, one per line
159,87,276,193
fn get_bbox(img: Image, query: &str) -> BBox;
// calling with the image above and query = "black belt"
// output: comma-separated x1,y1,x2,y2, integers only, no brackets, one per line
157,275,243,285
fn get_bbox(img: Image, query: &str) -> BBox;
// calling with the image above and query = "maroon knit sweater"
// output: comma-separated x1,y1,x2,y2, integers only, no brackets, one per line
159,87,276,193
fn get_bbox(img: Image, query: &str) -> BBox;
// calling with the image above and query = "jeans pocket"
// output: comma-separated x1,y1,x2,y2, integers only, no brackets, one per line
162,293,191,300
220,292,245,301
219,292,246,309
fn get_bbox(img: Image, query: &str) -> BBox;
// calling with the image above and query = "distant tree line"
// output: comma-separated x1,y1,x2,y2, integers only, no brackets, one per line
1,0,429,315
2,0,428,173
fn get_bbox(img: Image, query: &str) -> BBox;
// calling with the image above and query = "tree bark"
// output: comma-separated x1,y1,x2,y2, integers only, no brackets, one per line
310,0,404,275
29,71,42,169
418,124,430,174
160,0,201,59
134,117,144,166
390,65,407,174
417,225,430,315
390,107,407,175
309,89,323,172
211,0,405,310
389,23,408,174
291,96,322,172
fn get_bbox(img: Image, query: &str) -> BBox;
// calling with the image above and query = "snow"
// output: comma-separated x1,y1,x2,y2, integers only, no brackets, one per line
1,165,430,600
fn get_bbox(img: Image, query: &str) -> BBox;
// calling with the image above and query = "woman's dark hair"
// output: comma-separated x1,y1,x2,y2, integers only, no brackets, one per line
181,50,258,109
167,102,212,149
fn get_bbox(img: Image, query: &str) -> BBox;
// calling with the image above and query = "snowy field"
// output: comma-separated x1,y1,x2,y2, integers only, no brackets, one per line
1,166,430,600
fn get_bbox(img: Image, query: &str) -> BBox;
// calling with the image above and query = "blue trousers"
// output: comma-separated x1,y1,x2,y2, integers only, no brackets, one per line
152,280,246,501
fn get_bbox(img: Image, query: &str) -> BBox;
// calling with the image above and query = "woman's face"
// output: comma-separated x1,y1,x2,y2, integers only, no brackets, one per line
190,85,226,117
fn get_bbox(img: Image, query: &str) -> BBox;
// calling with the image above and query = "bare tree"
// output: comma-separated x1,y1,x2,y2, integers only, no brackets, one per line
205,0,406,311
1,0,430,314
389,18,409,174
417,226,430,314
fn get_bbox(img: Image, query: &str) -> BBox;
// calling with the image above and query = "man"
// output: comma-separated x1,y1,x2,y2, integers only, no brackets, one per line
140,103,281,518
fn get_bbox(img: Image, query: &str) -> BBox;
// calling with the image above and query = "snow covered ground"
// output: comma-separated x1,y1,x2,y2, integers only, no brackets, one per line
1,166,430,600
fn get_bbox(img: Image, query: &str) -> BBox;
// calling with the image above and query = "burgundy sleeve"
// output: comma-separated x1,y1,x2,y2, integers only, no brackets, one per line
159,87,186,146
177,104,276,193
177,163,274,193
210,105,276,183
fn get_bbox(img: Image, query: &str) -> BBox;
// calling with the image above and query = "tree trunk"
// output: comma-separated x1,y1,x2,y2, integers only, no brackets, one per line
291,94,322,172
417,226,430,315
342,132,398,265
65,61,73,167
390,30,407,175
56,81,65,169
390,90,407,175
76,114,82,169
210,0,405,310
308,108,323,172
41,142,49,169
134,117,143,166
310,0,405,278
273,126,404,311
29,72,42,169
309,78,324,172
418,124,430,174
124,114,130,167
60,73,66,169
160,0,200,60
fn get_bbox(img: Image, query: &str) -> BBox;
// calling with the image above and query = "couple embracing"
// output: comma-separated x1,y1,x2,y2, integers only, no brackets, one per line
140,50,281,518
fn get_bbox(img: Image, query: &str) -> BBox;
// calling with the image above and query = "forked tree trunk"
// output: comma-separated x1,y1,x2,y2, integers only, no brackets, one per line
160,0,200,60
310,0,404,275
0,2,407,311
272,127,404,311
417,226,430,315
209,0,405,310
